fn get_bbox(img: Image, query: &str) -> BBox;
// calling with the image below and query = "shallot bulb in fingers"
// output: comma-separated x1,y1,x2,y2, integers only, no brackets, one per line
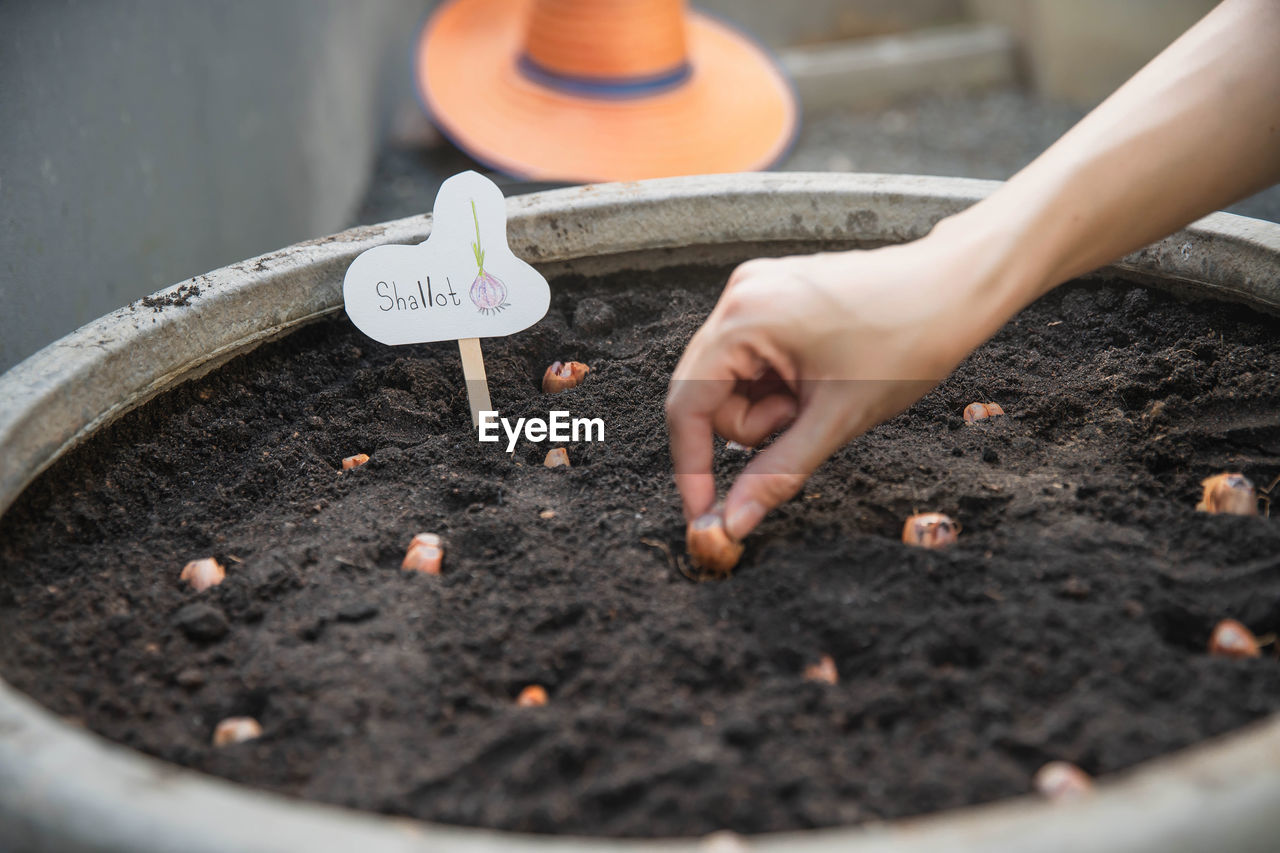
686,510,743,576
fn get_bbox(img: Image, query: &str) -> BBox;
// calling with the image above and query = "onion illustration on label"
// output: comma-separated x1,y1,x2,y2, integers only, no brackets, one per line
468,199,509,314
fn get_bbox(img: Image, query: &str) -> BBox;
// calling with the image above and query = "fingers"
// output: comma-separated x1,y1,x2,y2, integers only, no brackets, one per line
667,258,800,523
666,370,733,520
673,386,798,522
711,392,798,449
667,308,780,519
722,396,851,540
668,409,717,520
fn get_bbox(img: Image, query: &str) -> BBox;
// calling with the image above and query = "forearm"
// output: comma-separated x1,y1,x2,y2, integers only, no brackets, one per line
950,0,1280,329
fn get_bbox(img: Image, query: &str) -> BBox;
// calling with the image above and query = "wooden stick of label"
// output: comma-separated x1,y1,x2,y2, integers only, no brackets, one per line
458,337,492,426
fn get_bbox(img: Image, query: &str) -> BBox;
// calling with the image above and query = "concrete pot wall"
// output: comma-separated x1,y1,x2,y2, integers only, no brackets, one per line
1,173,1279,852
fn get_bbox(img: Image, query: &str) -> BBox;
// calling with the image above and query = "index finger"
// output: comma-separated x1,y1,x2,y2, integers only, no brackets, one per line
665,374,729,520
667,311,774,519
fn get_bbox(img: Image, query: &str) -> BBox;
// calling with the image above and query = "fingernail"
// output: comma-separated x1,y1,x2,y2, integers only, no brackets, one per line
725,500,766,540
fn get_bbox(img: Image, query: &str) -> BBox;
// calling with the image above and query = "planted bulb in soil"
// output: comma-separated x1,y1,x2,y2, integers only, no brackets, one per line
1033,761,1092,801
902,512,959,548
342,453,370,470
213,717,263,747
542,361,590,394
180,558,225,592
1197,473,1257,516
803,655,838,685
401,533,443,575
1209,619,1261,659
963,402,1005,423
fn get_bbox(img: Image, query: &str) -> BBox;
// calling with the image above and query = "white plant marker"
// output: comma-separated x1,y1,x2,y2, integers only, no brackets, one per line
343,171,551,425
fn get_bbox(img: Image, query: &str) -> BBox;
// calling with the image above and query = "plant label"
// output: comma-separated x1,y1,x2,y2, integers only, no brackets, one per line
343,171,551,426
343,171,550,344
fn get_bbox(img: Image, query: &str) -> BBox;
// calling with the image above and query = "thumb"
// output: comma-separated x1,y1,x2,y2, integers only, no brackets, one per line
721,398,849,540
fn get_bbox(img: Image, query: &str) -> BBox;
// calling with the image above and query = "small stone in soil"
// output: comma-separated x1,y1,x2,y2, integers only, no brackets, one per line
297,615,329,641
573,297,616,336
721,713,764,747
1058,577,1091,600
173,603,229,642
175,668,206,689
337,601,379,623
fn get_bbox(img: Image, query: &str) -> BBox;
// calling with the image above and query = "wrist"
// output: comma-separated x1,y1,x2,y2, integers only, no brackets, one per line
901,200,1059,367
930,193,1062,310
941,195,1057,288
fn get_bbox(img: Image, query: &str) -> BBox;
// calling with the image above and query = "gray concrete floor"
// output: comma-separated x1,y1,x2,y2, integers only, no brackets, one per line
355,88,1280,226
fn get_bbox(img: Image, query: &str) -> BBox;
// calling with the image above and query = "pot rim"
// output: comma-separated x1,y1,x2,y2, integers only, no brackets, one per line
2,172,1279,853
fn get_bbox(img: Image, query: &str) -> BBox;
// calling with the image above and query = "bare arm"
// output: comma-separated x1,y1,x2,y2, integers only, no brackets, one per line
950,0,1280,343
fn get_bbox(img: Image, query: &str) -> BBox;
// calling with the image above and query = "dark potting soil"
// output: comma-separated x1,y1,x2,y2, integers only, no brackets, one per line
138,281,202,311
3,264,1280,838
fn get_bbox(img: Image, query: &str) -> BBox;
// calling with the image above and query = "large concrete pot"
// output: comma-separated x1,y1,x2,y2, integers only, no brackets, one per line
2,173,1279,853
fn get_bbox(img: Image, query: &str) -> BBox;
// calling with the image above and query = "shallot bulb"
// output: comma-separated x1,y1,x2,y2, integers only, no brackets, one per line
213,716,262,747
803,654,839,685
342,453,369,470
467,199,508,314
1034,761,1092,801
1196,472,1257,516
402,533,444,575
963,402,1005,423
181,558,225,592
542,360,590,393
902,513,959,548
1209,618,1261,658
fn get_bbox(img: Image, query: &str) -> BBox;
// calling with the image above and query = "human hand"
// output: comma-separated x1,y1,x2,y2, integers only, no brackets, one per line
665,217,1030,540
667,0,1280,544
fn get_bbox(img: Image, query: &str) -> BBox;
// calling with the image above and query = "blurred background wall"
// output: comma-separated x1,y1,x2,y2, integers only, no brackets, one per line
0,0,1228,373
0,0,423,372
972,0,1218,104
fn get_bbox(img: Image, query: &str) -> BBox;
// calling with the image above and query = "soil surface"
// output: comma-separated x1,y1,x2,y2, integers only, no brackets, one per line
3,265,1280,838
